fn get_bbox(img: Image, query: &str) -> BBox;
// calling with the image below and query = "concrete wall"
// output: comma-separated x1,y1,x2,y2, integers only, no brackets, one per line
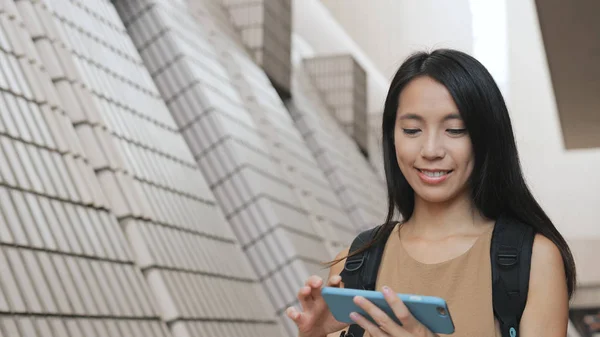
292,0,392,179
506,0,600,292
506,0,600,241
320,0,474,80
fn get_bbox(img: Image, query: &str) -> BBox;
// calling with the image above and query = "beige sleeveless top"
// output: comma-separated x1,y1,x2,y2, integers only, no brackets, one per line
365,224,501,337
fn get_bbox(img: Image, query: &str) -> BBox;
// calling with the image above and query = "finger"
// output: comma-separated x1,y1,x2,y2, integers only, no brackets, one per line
297,286,312,310
349,312,391,337
305,275,323,299
286,306,305,326
305,275,323,288
326,275,342,287
381,286,422,332
353,295,406,336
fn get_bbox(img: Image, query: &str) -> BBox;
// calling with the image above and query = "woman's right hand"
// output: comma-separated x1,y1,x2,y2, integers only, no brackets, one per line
286,274,349,337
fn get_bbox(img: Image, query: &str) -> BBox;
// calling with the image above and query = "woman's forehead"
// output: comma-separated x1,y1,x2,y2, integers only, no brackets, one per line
397,77,459,117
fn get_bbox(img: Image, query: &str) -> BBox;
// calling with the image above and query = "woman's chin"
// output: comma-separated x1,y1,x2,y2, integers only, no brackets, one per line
419,194,453,204
414,188,461,204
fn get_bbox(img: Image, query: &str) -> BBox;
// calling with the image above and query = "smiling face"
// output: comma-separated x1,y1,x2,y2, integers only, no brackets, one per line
394,76,474,204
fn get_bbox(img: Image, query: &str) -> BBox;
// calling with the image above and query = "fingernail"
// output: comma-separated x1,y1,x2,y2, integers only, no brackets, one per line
349,312,359,320
354,296,364,304
382,286,390,294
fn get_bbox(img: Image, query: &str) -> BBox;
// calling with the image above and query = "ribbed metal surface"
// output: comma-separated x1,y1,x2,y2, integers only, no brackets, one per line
289,66,387,230
303,55,369,155
195,1,356,251
115,0,358,334
0,0,168,335
10,0,280,336
220,0,292,95
0,0,391,335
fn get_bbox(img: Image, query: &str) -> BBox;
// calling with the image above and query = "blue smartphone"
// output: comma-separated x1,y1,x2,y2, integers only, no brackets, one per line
321,287,454,335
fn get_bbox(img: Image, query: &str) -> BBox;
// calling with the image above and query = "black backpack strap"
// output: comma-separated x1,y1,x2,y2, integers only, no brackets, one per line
491,215,535,337
339,223,396,337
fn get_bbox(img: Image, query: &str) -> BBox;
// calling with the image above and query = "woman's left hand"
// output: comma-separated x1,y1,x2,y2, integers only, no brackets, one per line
350,286,439,337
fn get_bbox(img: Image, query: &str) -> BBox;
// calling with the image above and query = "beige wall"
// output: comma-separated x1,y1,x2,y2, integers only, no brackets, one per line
507,0,600,289
292,0,392,178
320,0,474,80
534,0,600,150
506,0,600,240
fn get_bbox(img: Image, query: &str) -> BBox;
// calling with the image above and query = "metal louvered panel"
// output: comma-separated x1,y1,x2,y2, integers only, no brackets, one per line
9,0,280,336
303,55,369,156
289,64,387,231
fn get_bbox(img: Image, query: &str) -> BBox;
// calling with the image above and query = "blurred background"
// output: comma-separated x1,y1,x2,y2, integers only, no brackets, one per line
0,0,597,336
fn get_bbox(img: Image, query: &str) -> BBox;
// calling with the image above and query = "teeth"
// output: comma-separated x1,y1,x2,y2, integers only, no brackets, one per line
422,171,448,177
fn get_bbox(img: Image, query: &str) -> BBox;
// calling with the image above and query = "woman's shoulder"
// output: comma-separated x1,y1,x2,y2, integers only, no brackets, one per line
527,233,567,300
518,234,569,334
531,234,564,273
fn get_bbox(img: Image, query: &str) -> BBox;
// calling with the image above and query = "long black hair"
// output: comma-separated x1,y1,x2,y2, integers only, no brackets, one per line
333,49,576,298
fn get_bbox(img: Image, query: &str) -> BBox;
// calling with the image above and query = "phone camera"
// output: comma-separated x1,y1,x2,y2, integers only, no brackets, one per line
436,307,447,316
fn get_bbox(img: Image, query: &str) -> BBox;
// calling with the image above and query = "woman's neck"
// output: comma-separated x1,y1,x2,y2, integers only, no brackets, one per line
404,191,490,239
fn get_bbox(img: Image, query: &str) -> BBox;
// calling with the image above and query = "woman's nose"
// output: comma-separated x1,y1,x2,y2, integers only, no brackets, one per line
420,134,445,159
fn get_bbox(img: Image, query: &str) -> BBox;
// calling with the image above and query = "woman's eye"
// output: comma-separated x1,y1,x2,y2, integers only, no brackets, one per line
447,128,467,135
402,128,421,135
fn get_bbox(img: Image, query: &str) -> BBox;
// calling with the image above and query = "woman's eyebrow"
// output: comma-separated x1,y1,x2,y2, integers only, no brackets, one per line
398,113,422,121
443,113,462,121
398,113,462,121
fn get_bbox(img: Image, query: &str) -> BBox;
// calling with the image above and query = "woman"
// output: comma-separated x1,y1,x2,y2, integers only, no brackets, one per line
285,49,575,337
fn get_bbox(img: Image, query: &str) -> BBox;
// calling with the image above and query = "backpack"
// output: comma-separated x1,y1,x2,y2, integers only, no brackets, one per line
339,214,535,337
